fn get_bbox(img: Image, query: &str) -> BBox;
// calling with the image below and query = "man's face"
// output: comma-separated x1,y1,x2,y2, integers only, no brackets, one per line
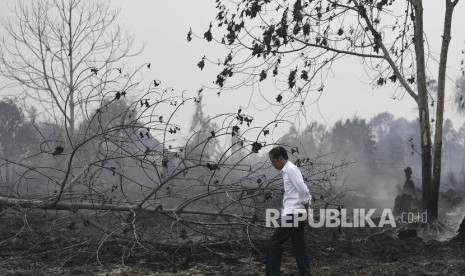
269,155,286,170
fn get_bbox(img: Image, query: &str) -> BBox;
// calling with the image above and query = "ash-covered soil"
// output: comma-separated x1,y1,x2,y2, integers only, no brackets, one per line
1,216,465,276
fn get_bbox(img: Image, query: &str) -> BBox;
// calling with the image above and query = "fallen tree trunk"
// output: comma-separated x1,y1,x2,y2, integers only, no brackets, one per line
0,196,252,220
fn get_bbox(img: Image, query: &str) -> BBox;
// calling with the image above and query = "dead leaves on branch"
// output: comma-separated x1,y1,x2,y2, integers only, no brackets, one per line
194,0,418,101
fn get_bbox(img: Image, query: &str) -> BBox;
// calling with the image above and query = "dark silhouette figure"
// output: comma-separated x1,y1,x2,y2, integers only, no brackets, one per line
394,167,420,216
402,167,416,196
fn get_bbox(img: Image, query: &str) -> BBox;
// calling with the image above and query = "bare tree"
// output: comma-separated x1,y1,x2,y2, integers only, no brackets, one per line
196,0,462,220
0,0,138,145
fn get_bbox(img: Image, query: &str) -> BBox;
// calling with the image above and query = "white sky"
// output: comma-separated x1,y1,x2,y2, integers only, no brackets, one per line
1,0,465,133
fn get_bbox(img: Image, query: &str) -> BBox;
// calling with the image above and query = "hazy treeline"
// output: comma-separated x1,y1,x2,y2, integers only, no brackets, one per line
2,96,463,207
0,96,341,204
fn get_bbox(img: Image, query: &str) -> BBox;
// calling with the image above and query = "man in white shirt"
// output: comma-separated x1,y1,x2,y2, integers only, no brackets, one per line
266,146,311,276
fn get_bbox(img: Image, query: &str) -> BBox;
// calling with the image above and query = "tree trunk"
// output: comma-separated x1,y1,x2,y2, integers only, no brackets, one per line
67,4,75,147
431,0,457,220
411,1,434,217
419,106,433,215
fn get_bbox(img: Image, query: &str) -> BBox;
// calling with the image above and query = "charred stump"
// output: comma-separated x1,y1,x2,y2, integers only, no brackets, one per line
452,216,465,242
393,194,415,216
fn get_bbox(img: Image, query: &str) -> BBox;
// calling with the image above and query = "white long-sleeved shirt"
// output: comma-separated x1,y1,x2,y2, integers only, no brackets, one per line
281,161,311,215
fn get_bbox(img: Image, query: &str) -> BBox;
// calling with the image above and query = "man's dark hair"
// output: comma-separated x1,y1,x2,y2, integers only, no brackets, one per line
269,146,288,160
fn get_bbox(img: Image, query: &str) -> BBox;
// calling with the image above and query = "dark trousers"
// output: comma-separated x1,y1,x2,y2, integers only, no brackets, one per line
266,214,311,276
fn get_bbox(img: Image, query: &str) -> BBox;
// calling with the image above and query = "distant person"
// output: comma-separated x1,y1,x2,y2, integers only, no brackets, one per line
394,166,420,216
266,146,312,276
402,167,416,196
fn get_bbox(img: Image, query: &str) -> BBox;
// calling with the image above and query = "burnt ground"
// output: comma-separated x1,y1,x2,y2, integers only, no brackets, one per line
1,213,465,276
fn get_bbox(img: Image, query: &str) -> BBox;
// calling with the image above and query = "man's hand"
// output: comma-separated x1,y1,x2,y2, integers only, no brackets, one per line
304,203,310,223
